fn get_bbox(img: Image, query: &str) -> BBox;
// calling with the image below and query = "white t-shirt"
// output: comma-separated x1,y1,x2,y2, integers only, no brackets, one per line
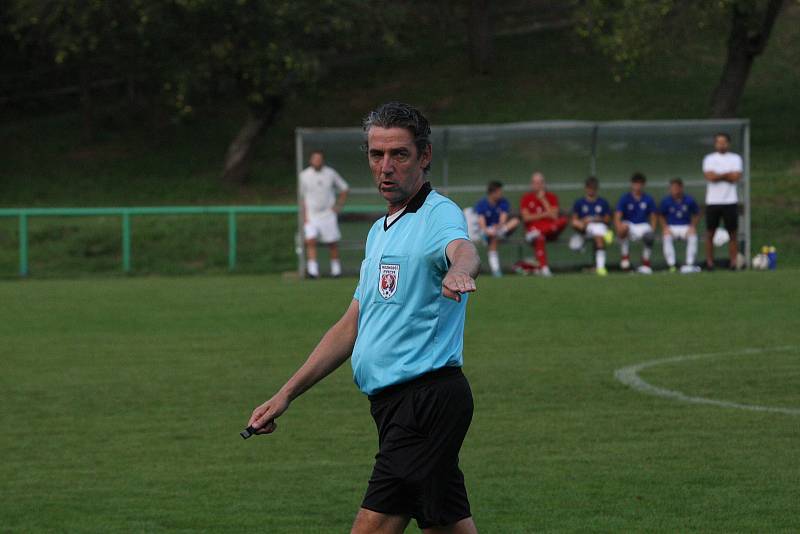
703,151,742,205
299,165,349,218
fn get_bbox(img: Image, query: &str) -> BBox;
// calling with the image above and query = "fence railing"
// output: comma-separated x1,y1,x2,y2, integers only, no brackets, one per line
0,205,383,277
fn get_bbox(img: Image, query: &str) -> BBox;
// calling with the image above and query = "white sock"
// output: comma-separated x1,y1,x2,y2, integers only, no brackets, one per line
663,235,676,266
642,246,651,262
488,251,501,274
330,259,342,276
596,249,606,270
621,239,630,256
687,234,698,265
307,259,319,277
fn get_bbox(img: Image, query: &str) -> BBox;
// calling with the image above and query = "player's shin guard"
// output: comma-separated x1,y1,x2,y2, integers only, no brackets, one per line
488,250,501,274
331,259,342,277
687,234,698,265
620,239,630,257
642,245,652,264
307,259,319,277
663,235,676,267
534,236,548,267
596,249,606,270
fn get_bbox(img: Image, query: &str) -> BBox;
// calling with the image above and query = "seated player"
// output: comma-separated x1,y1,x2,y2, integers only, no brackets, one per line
659,178,701,273
473,180,520,277
570,176,613,276
615,172,657,274
520,171,568,277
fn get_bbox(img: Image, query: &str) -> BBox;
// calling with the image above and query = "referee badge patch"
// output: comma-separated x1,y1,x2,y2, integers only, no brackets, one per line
379,263,400,299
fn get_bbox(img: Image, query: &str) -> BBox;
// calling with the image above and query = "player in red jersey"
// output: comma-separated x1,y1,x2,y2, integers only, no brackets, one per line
519,172,568,276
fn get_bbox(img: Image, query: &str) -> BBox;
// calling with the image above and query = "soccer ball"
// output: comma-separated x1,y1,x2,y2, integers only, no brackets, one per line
752,253,769,270
568,233,584,251
712,228,730,247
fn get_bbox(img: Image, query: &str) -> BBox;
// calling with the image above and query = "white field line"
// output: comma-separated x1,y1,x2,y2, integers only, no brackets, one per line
614,346,800,416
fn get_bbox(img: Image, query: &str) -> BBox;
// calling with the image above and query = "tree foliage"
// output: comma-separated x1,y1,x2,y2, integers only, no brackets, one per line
574,0,788,116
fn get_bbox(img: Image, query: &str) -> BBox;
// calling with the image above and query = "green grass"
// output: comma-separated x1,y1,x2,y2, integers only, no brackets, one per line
2,272,799,532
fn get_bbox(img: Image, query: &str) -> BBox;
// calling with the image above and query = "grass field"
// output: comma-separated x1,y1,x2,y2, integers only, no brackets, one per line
2,272,799,532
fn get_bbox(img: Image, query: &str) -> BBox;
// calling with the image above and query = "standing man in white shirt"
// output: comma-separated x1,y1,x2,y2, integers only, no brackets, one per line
702,133,742,270
299,150,349,278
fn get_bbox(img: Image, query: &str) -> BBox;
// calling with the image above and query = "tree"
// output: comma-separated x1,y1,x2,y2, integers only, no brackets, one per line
710,0,785,118
574,0,788,118
7,0,157,139
468,0,494,74
161,1,365,184
7,0,369,184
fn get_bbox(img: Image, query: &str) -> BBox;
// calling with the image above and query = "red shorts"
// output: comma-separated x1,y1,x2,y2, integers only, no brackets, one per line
527,216,568,241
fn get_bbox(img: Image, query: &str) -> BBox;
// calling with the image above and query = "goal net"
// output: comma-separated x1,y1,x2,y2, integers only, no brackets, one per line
296,119,750,276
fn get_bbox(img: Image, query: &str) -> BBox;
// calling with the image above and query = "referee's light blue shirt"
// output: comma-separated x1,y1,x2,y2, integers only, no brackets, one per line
352,183,470,395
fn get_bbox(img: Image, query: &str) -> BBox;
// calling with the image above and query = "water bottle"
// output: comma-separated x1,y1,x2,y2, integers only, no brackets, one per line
767,246,777,270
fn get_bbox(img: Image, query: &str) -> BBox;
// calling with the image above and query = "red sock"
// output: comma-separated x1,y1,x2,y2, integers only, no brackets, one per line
534,237,547,267
643,258,651,267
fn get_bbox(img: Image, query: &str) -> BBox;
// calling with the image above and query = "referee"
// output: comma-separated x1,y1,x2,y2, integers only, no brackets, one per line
248,102,481,533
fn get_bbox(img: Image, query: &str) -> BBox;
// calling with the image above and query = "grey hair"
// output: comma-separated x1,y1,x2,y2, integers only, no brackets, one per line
362,102,432,173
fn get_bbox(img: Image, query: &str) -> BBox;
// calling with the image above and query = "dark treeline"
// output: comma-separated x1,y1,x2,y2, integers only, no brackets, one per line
1,0,786,184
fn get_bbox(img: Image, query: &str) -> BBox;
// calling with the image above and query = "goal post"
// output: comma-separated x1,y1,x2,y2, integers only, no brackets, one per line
296,119,750,276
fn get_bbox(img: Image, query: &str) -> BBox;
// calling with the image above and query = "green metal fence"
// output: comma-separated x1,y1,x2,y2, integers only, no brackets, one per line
0,205,382,277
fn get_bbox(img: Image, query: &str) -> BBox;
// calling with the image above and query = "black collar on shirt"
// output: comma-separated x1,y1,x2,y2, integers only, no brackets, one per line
383,181,432,231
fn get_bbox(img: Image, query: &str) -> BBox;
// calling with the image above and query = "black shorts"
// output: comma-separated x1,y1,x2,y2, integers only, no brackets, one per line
706,204,738,232
362,366,473,529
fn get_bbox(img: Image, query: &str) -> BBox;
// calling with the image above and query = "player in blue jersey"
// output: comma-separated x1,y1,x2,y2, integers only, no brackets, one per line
473,180,519,276
659,178,701,273
570,176,613,275
615,172,658,274
247,102,481,534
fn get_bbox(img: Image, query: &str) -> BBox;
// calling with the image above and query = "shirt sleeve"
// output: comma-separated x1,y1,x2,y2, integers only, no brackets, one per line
648,196,657,214
689,197,699,215
332,169,349,192
702,154,713,173
659,197,668,215
427,201,470,271
572,199,581,215
601,199,611,215
549,192,559,210
732,154,743,173
499,198,510,213
615,195,626,213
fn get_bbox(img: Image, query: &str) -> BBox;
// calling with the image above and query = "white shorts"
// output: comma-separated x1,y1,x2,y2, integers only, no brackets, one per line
623,222,653,241
667,225,694,240
585,222,608,238
304,211,341,244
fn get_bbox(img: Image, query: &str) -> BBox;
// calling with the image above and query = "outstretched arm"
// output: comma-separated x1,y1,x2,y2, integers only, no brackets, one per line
248,299,359,434
442,239,480,303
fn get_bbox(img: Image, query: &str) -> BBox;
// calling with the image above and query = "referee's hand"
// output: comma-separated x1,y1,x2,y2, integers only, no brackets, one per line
442,270,476,303
248,392,290,435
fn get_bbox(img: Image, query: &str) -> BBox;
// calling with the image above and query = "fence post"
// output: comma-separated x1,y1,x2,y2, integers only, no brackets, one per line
228,210,237,271
18,213,28,277
122,211,132,273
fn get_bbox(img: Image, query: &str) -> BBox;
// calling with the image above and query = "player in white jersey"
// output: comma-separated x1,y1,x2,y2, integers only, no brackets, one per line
702,132,742,270
299,150,349,277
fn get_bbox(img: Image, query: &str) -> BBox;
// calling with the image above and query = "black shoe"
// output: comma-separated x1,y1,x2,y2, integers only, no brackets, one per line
705,263,715,272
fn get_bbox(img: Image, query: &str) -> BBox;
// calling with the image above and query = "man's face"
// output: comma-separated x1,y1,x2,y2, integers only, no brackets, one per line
670,182,683,198
531,173,545,194
488,188,503,203
585,185,597,198
714,135,730,153
631,180,644,195
309,152,324,170
367,127,431,205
